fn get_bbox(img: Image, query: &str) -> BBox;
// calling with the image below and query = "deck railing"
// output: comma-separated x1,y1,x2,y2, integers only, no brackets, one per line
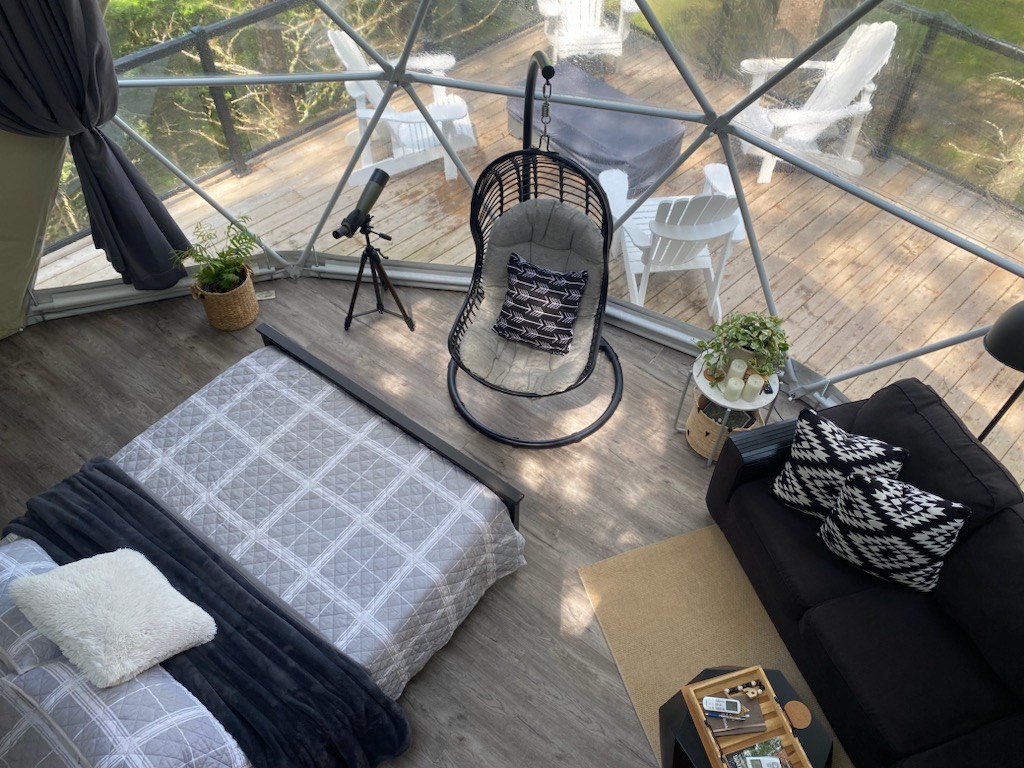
875,1,1024,210
46,0,540,254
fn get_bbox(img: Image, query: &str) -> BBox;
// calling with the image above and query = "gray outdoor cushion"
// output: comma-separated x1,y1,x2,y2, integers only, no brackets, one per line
459,198,605,395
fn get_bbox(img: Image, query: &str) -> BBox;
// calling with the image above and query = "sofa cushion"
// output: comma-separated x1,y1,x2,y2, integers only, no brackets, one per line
772,409,907,518
819,473,971,592
936,507,1024,697
728,479,880,621
816,400,862,431
893,713,1024,768
852,378,1022,532
799,587,1015,765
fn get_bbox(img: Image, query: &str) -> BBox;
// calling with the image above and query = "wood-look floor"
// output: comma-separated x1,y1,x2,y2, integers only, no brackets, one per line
0,278,814,767
36,24,1024,478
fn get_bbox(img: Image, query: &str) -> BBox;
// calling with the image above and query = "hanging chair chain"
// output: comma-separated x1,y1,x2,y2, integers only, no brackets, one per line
538,77,553,152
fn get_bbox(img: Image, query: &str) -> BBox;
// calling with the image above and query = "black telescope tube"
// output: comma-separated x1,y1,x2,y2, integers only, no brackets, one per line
332,169,391,238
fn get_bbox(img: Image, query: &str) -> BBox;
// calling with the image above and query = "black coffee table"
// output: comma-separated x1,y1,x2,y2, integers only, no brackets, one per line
659,667,833,768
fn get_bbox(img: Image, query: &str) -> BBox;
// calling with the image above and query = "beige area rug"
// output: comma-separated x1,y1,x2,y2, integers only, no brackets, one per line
579,525,852,767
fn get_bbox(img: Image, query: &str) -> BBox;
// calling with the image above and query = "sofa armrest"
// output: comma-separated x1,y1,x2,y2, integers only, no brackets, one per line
706,419,797,517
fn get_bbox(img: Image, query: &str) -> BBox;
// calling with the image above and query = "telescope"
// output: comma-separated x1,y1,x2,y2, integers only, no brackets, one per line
332,168,390,239
332,168,414,333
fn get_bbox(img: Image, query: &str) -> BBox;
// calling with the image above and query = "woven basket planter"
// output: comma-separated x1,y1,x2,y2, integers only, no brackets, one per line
685,392,764,461
191,268,259,331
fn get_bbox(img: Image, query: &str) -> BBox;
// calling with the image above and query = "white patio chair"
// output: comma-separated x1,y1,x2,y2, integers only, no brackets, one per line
536,0,639,67
735,21,898,183
600,168,741,320
328,29,477,181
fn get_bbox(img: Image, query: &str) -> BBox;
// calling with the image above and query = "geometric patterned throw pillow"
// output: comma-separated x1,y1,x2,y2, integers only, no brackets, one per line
819,472,971,592
772,409,908,519
492,252,589,355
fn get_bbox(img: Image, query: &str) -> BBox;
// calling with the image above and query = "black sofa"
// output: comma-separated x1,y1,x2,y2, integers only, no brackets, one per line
707,378,1024,767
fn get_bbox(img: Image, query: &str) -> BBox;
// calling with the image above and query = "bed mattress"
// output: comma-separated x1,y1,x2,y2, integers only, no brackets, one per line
113,344,526,699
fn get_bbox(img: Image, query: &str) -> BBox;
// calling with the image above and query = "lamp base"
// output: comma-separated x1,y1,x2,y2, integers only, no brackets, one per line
979,377,1024,442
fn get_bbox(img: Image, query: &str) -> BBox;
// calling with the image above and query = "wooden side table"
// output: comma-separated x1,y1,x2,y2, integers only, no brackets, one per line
675,353,780,466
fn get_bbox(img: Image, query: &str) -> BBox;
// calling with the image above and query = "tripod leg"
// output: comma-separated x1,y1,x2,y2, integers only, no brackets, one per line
344,251,369,331
368,253,386,314
371,252,416,331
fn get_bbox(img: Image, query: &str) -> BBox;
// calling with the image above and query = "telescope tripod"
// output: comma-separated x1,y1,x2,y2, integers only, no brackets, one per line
344,218,415,332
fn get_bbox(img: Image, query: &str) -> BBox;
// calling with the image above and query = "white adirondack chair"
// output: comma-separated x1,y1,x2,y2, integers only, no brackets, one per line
735,21,898,183
536,0,638,67
328,30,477,182
600,168,741,320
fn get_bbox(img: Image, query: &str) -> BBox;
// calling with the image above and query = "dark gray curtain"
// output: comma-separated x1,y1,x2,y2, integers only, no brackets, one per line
0,0,187,289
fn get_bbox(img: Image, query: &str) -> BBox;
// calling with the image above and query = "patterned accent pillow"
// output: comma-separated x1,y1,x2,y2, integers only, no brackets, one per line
492,252,588,355
819,473,971,592
773,409,907,518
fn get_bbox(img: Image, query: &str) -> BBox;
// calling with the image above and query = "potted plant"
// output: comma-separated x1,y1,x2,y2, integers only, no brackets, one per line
173,219,261,331
697,311,790,381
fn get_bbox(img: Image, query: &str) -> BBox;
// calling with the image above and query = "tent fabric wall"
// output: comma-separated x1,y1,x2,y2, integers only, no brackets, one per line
0,0,187,290
0,132,65,340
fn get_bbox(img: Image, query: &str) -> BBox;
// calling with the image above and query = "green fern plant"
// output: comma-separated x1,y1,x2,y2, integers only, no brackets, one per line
172,218,260,293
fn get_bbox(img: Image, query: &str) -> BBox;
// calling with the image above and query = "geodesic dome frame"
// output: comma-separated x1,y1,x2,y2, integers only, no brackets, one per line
2,0,1022,425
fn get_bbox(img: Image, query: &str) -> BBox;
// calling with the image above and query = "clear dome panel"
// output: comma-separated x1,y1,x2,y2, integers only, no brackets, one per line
646,0,778,87
727,9,905,183
605,140,740,324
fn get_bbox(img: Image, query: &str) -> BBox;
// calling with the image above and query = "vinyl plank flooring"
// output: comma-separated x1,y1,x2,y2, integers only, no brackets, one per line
1,279,736,768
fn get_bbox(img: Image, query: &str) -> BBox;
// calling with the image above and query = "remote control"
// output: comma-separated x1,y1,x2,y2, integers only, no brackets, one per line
702,696,742,715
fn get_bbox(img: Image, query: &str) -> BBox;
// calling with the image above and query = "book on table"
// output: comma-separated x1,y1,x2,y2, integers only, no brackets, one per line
706,694,767,738
724,735,794,768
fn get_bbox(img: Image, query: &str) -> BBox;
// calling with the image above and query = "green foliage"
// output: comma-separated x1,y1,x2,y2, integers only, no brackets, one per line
697,311,790,378
628,0,776,76
49,0,526,248
172,218,260,293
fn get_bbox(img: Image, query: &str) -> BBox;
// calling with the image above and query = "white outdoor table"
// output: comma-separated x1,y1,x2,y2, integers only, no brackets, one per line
675,352,781,466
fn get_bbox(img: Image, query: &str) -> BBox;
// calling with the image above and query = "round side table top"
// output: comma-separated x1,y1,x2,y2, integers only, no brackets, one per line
693,352,780,412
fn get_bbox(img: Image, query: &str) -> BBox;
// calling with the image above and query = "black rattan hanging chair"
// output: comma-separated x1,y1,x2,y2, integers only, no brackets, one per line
447,52,623,448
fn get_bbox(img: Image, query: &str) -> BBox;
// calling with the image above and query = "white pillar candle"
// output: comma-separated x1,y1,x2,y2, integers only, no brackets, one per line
722,376,744,401
742,374,765,401
727,358,748,380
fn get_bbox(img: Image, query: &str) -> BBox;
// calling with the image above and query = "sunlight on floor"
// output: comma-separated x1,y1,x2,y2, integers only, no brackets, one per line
559,573,597,639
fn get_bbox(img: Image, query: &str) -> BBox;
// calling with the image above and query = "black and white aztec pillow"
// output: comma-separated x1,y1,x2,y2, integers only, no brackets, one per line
819,472,971,592
772,409,907,518
492,252,588,355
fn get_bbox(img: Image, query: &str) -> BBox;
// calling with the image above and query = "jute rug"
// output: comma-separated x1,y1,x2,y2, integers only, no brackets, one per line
579,525,852,767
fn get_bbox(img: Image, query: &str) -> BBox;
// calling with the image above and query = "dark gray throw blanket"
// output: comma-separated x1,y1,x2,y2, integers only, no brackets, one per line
4,457,411,768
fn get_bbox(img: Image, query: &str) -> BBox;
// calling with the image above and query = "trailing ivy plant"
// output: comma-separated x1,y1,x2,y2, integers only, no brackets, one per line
697,311,790,378
172,218,260,293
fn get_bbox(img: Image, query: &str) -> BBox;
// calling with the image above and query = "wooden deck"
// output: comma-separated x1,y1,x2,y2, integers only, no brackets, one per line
36,26,1024,479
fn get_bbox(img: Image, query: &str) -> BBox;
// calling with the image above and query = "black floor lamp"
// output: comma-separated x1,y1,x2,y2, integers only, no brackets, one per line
980,299,1024,442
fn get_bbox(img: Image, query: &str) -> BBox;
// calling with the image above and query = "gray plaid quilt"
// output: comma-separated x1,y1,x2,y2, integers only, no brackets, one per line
114,345,526,699
9,661,250,768
0,536,251,768
0,676,88,768
0,539,62,675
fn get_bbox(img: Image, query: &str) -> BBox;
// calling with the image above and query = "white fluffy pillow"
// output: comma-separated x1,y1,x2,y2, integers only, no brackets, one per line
9,549,216,688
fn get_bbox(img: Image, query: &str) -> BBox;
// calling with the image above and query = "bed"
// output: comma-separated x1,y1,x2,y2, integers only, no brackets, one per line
0,324,526,767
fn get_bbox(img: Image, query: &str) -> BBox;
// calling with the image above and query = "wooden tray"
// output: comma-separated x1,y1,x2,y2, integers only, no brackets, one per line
681,665,811,767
